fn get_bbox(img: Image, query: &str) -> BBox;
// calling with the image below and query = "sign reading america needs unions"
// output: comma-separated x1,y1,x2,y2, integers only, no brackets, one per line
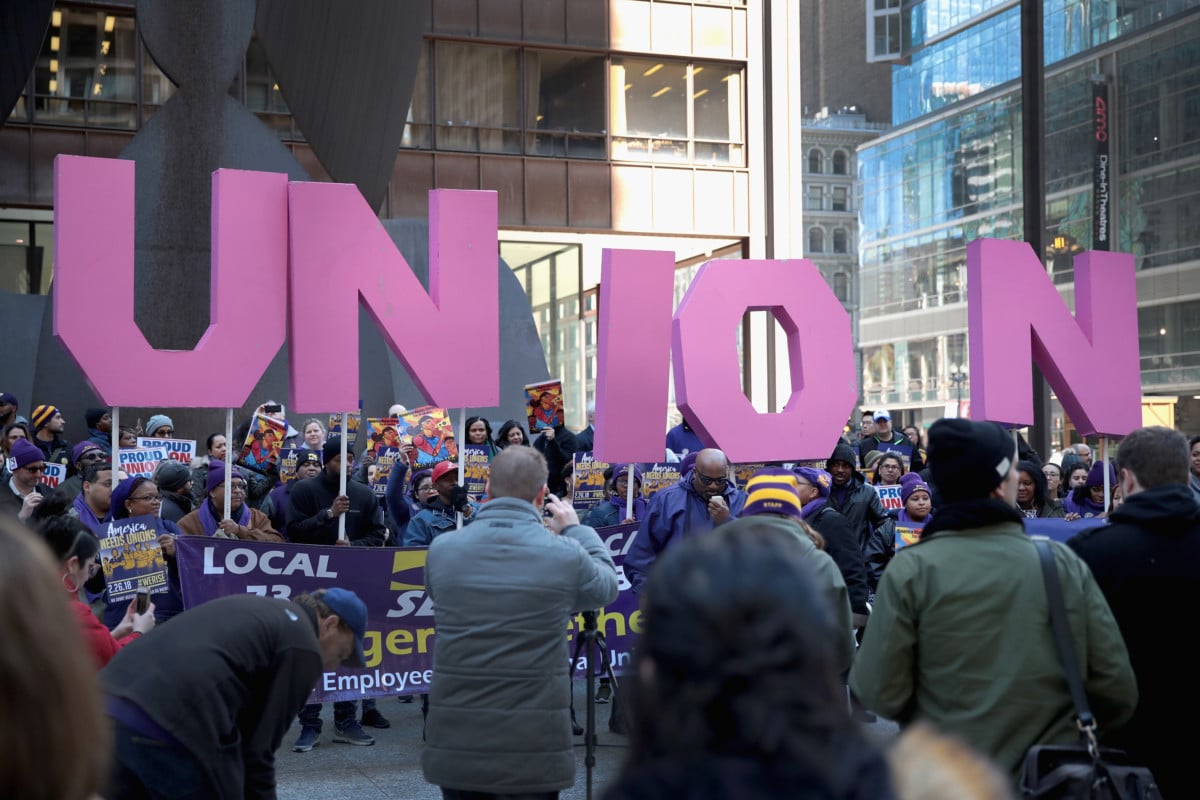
175,525,642,703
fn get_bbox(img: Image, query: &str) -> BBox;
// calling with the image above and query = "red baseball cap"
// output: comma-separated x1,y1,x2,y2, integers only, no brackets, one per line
431,461,458,483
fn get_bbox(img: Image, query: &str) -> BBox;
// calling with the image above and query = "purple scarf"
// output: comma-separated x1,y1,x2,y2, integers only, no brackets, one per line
198,498,250,536
607,493,647,521
800,496,827,519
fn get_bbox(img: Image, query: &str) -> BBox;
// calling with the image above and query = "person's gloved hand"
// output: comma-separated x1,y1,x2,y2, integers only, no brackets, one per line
448,485,471,513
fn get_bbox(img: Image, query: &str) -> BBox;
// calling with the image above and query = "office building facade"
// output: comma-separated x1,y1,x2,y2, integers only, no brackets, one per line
858,0,1200,440
1,0,817,430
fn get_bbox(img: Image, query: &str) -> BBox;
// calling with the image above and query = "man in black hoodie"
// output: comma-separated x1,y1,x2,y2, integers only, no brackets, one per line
1068,426,1200,798
826,441,895,592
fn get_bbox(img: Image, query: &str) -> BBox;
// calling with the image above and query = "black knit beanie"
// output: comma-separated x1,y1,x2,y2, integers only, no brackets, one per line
927,418,1016,503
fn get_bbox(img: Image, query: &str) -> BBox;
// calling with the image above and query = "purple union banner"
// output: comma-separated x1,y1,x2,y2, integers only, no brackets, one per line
174,523,641,703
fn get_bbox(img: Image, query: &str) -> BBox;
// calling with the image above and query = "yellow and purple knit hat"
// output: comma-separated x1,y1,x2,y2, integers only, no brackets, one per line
743,468,803,520
31,404,59,432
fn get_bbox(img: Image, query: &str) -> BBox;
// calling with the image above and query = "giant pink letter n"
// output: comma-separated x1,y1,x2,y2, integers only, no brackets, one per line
54,156,287,407
673,260,857,462
967,238,1140,436
286,185,499,413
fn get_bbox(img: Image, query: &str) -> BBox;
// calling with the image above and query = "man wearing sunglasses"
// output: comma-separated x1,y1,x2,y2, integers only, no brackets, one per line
2,438,49,522
625,448,746,596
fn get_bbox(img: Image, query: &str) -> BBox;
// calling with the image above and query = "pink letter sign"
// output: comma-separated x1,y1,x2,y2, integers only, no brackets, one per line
53,156,288,408
672,259,857,462
967,238,1140,436
286,186,499,413
592,249,675,462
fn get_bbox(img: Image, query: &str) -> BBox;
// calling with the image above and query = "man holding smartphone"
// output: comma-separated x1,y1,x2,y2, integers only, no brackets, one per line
422,446,619,799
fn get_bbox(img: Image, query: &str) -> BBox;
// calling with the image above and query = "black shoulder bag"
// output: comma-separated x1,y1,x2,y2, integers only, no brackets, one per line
1022,538,1162,800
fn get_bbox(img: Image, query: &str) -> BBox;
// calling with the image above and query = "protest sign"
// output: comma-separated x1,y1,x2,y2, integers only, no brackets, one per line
99,514,168,601
238,414,287,474
895,526,924,550
366,417,403,457
641,463,681,497
400,406,457,469
460,444,491,499
1023,516,1107,543
40,463,67,489
572,453,612,512
118,447,169,478
370,448,402,498
875,485,903,511
278,447,303,484
525,379,564,433
732,463,768,488
328,411,362,452
137,437,197,466
176,528,641,703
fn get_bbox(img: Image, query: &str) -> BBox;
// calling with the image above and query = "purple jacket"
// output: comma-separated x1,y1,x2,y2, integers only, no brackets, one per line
625,473,746,594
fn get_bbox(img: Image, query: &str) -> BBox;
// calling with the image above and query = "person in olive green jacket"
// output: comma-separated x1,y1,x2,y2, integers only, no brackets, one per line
849,418,1136,778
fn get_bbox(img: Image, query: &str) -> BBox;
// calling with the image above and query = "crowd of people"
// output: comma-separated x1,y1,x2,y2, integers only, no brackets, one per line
1,385,1196,798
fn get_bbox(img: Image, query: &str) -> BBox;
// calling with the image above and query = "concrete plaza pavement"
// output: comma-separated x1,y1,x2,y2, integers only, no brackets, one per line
275,684,630,800
274,685,899,799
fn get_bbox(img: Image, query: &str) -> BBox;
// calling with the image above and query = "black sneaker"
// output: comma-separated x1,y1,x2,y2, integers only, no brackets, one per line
361,708,391,729
595,681,613,704
292,726,320,752
333,722,375,746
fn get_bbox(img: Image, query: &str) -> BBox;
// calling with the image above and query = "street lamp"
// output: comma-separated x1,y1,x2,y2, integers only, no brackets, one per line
949,363,966,418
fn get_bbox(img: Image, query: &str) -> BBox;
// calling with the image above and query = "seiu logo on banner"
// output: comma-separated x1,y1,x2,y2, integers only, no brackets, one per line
53,156,1141,464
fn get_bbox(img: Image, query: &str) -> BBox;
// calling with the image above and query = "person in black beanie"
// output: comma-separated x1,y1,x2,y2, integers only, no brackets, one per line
850,417,1136,779
154,460,195,523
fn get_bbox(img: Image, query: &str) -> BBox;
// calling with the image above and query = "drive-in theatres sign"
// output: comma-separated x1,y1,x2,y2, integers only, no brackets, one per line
53,155,1142,463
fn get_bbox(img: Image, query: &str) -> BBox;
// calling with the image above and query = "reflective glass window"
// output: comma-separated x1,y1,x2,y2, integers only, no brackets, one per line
436,43,521,154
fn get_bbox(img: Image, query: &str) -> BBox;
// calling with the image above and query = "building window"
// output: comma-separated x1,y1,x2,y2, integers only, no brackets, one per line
807,184,824,211
527,51,606,159
435,42,521,154
808,148,824,173
832,150,848,175
808,228,825,253
832,186,848,211
833,272,849,303
29,9,138,129
867,0,903,63
833,228,849,253
611,57,744,166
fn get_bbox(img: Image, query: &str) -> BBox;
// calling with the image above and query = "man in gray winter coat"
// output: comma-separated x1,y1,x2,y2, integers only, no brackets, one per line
422,446,619,799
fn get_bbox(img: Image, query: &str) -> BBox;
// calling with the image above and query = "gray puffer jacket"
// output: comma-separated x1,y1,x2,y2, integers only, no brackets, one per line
422,497,619,794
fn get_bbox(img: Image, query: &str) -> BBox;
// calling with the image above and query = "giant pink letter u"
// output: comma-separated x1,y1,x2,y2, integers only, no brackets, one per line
54,156,288,408
967,238,1141,436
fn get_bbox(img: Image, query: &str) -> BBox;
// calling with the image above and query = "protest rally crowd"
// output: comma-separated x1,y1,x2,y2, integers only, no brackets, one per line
1,385,1196,800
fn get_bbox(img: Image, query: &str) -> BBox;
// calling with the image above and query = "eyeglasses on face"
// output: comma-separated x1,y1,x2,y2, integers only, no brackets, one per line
129,492,161,503
695,473,728,487
22,464,46,473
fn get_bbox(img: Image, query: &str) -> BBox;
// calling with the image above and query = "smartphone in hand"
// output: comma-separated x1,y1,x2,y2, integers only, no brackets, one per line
135,587,150,615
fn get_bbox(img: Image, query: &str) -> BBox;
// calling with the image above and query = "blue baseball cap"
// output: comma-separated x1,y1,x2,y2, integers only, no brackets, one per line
322,588,368,667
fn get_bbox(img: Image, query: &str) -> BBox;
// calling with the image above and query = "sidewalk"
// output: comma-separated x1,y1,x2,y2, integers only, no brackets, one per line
275,686,630,799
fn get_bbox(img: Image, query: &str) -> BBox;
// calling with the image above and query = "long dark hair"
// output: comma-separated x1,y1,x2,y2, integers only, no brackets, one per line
494,419,529,449
1017,460,1049,513
870,454,905,486
464,416,493,445
623,519,875,787
38,513,101,566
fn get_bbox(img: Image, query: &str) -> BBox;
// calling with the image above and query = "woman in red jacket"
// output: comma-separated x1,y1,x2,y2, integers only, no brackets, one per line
39,514,156,667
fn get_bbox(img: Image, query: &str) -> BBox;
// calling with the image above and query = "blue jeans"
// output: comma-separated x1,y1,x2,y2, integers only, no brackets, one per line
297,698,374,730
108,719,212,800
